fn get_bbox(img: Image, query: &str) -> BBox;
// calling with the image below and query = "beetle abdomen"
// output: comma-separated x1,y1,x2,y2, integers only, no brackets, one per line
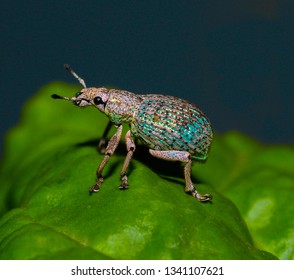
132,94,213,160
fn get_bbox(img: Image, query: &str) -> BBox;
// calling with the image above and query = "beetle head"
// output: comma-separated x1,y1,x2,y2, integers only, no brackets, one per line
51,64,109,112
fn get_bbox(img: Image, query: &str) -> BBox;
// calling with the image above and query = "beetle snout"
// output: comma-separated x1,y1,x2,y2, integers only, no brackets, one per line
73,98,91,107
74,99,81,106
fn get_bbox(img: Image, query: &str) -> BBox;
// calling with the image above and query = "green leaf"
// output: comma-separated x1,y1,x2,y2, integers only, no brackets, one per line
0,82,277,260
197,132,294,259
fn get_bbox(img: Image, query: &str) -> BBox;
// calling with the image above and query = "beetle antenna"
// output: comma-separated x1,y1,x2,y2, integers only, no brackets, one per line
64,64,87,88
51,94,74,101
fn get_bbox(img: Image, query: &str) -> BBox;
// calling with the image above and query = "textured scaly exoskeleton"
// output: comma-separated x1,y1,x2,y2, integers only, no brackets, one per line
52,64,213,202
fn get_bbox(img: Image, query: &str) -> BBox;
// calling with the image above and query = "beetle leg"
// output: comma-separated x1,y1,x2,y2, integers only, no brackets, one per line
119,130,136,190
90,124,123,193
149,150,212,202
97,120,113,153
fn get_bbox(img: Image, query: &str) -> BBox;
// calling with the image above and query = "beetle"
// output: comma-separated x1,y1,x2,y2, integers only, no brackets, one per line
52,64,213,202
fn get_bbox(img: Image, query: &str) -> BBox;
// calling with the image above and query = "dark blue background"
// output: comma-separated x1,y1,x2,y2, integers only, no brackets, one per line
1,0,293,157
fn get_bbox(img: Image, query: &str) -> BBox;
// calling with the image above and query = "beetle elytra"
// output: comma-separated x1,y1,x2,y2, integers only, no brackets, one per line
52,64,213,202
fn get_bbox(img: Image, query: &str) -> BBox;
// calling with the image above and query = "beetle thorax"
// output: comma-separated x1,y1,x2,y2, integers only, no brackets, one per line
104,90,141,124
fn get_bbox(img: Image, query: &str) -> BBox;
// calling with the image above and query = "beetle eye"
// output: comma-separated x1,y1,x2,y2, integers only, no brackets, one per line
93,96,104,105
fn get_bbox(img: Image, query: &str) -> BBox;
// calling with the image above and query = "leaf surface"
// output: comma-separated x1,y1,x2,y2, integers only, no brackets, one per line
0,83,279,260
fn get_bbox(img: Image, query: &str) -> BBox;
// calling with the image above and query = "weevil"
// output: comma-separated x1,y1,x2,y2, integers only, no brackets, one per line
52,64,213,202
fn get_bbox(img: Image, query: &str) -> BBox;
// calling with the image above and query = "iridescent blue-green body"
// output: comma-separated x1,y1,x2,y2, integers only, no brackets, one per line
52,64,213,202
132,94,213,161
102,89,213,160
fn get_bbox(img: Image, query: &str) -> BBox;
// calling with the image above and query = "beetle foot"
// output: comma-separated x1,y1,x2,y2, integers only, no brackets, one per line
119,175,129,190
89,176,103,193
119,184,129,190
192,191,212,202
